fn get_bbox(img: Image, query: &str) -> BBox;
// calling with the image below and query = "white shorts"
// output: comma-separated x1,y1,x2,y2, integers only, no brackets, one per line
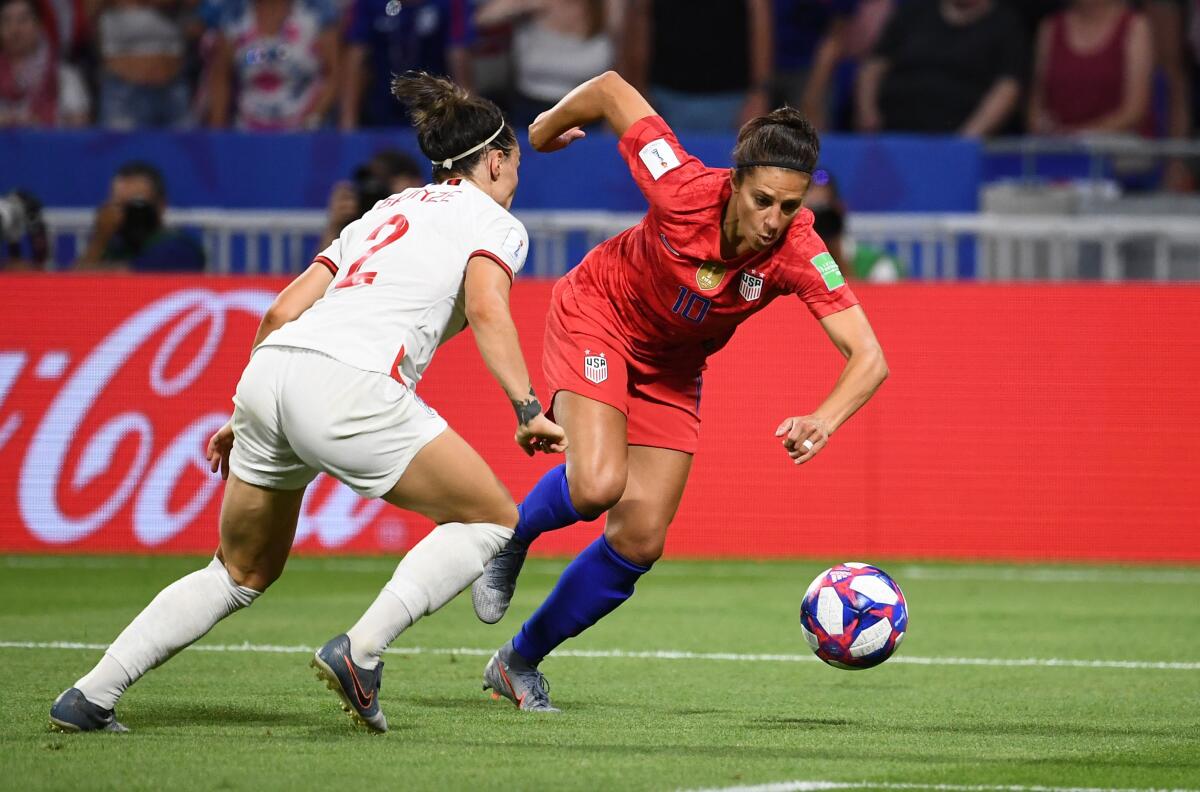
229,346,448,498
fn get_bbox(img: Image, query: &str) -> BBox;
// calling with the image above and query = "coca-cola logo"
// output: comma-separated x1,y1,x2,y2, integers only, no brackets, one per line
4,288,395,550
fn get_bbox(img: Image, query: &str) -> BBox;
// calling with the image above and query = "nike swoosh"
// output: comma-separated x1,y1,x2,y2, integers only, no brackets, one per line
343,656,376,709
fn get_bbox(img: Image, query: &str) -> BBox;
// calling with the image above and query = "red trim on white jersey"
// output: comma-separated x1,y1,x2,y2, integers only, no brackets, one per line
315,256,337,275
446,178,463,185
469,250,514,282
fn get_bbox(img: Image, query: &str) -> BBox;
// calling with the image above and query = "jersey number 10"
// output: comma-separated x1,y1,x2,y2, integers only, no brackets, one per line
671,286,711,323
335,213,410,289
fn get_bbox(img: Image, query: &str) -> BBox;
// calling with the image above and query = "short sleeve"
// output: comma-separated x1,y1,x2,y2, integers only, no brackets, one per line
780,223,860,320
616,115,711,217
313,237,341,275
471,212,528,280
993,5,1028,82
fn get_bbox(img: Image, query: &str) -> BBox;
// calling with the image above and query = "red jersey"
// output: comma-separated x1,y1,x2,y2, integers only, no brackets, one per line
562,114,859,372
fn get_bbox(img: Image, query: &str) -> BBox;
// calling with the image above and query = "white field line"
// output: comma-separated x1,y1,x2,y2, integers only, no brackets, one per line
4,556,1199,585
2,640,1197,671
676,782,1200,792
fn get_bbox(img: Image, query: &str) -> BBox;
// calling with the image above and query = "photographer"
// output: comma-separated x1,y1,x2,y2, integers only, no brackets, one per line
0,189,48,270
76,161,205,272
319,149,423,249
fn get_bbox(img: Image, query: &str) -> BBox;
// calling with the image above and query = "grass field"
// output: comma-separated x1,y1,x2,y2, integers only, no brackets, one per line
1,555,1198,792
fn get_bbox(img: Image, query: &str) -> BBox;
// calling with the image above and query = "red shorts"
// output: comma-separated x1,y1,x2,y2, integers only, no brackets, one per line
543,280,702,453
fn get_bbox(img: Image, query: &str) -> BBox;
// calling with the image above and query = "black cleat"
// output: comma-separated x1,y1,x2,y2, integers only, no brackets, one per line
311,634,387,733
472,535,530,624
49,688,128,733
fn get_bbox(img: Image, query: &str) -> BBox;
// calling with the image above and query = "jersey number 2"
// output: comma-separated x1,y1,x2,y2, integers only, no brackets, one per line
335,213,410,289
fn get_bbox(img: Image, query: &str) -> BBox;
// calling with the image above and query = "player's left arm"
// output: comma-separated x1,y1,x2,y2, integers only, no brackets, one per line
207,261,335,479
776,305,888,465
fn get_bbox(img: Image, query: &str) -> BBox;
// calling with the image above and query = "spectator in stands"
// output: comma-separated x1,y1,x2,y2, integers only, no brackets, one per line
806,169,905,282
340,0,473,129
96,0,191,129
474,0,616,128
319,148,424,248
622,0,772,132
798,0,895,131
33,0,89,60
76,161,206,272
1144,0,1197,189
856,0,1026,136
0,0,88,126
206,0,339,130
1029,0,1154,136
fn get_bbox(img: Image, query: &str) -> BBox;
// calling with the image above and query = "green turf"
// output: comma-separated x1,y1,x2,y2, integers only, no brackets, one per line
1,555,1198,791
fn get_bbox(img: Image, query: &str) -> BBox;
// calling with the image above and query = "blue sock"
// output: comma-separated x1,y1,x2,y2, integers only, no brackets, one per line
512,535,651,665
514,464,586,545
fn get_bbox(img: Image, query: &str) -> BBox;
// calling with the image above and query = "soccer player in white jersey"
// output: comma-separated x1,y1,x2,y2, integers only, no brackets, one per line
49,72,566,734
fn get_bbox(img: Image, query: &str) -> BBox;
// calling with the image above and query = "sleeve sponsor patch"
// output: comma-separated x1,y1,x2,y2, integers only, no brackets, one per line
501,227,526,268
638,138,682,181
810,252,846,291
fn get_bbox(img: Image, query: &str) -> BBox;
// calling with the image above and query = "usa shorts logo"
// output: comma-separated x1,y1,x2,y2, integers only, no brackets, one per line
583,350,608,384
739,271,764,301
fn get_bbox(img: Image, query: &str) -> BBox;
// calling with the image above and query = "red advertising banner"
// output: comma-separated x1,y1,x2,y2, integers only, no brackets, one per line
1,275,1198,562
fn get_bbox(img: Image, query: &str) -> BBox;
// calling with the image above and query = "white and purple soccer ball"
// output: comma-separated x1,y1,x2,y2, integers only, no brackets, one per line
799,562,908,670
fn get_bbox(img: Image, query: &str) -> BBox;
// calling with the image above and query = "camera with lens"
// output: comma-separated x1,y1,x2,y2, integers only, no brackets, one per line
0,189,49,266
352,165,392,216
117,198,163,255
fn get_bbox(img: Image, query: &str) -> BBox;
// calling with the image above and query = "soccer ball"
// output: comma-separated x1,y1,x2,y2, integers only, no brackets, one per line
799,562,908,670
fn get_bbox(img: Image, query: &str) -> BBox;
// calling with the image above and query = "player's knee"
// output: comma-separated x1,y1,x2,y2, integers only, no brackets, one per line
222,558,281,592
568,466,626,518
605,530,664,567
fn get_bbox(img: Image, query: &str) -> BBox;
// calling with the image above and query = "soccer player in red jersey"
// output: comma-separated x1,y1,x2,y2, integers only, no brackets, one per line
473,72,889,711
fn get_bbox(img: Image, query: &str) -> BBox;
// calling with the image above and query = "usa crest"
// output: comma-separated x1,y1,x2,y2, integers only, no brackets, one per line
739,271,764,301
696,262,726,291
583,350,608,384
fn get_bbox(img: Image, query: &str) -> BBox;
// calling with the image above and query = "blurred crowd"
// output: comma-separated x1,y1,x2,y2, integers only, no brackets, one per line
1,0,1196,149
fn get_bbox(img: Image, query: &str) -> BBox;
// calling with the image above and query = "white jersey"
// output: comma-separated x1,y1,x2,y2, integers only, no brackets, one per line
261,179,528,388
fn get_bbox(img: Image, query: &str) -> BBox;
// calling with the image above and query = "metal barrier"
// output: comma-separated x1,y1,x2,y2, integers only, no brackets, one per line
41,208,1200,280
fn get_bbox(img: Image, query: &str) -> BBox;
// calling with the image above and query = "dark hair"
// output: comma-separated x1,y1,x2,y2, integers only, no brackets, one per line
731,107,820,177
390,71,516,182
115,161,166,201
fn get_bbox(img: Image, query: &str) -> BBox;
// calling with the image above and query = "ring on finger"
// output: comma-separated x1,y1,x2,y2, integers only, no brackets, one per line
802,439,815,451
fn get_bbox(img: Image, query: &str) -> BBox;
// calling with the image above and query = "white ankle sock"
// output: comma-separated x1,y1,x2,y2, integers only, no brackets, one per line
346,522,510,669
75,556,260,709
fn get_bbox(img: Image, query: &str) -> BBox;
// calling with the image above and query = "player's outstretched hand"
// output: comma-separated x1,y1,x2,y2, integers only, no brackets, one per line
529,119,585,153
775,415,830,465
206,420,235,479
516,413,568,457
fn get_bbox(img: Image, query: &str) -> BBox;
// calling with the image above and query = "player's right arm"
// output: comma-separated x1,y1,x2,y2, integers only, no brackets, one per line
528,71,655,150
464,258,567,456
208,258,336,479
251,260,335,348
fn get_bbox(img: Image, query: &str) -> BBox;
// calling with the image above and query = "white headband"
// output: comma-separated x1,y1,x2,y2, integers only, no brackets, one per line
433,122,506,170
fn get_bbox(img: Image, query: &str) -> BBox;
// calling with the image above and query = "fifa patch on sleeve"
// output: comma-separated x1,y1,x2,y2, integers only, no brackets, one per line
810,252,846,290
501,228,526,267
638,138,681,181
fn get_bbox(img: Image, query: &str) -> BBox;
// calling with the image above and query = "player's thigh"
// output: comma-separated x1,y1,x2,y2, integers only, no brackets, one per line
552,390,629,516
217,474,307,590
603,445,693,566
382,426,518,528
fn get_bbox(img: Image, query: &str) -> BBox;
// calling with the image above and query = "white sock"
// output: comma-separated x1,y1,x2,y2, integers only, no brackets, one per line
346,522,510,669
75,556,260,709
